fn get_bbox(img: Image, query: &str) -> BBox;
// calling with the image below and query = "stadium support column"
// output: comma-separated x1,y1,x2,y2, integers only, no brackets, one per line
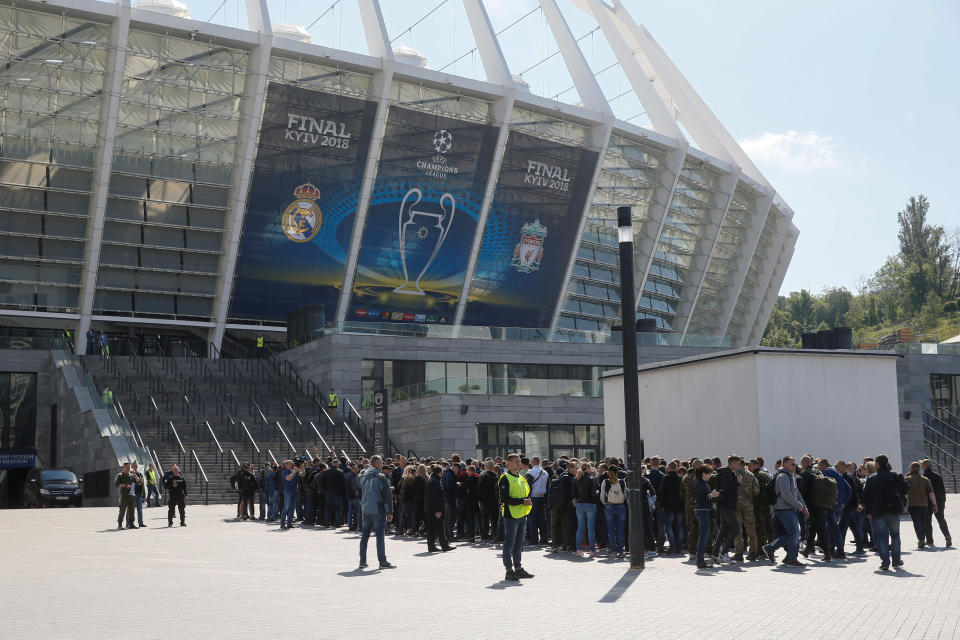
453,90,516,328
334,0,393,323
718,188,776,346
75,0,130,354
679,167,740,337
208,6,272,357
746,223,796,345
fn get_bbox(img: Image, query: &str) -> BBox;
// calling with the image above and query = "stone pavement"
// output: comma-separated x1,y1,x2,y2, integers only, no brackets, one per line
3,504,960,639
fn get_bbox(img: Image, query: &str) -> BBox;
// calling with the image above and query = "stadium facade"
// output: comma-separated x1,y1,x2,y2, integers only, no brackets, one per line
0,0,797,348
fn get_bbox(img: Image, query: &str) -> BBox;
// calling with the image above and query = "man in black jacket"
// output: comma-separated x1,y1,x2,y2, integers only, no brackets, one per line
922,459,952,547
863,454,909,570
838,460,866,554
658,461,685,554
424,465,454,552
477,461,499,542
321,463,346,527
165,464,188,527
238,463,258,520
712,455,743,563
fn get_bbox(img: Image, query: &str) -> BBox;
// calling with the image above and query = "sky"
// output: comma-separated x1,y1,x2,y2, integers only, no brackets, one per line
187,0,960,296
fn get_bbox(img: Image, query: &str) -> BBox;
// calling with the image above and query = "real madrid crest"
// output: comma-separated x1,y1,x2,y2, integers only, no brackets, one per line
282,183,322,243
512,219,547,273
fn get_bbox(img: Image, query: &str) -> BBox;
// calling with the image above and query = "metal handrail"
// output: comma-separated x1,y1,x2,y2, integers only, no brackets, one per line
275,421,297,454
341,420,366,454
924,410,960,438
229,449,242,468
169,420,185,454
309,421,331,453
922,433,960,492
191,449,210,505
267,450,279,465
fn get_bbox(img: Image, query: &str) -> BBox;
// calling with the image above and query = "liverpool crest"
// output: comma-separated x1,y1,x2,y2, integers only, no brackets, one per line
282,183,322,243
511,219,547,273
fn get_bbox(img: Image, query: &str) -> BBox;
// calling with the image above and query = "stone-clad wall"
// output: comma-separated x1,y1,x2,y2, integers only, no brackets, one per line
897,350,960,472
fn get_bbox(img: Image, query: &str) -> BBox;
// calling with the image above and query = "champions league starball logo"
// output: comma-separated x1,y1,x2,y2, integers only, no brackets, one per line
282,183,322,243
512,219,547,273
432,129,453,154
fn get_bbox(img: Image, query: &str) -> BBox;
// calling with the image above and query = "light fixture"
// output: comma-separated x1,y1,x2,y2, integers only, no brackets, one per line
45,59,63,64
16,78,32,82
617,208,633,244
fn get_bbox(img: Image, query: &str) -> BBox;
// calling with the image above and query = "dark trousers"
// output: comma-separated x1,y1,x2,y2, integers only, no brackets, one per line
325,493,344,527
426,512,449,550
550,507,573,550
908,506,930,543
460,499,476,538
480,502,499,540
527,497,548,545
239,493,255,518
927,504,951,544
443,501,458,538
714,508,739,555
168,494,185,524
118,494,135,526
805,508,832,558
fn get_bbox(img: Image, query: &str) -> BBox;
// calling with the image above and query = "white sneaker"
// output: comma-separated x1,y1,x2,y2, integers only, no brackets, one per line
576,550,586,557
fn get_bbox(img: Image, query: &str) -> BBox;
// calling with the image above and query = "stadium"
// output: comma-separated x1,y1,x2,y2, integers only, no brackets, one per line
0,0,802,504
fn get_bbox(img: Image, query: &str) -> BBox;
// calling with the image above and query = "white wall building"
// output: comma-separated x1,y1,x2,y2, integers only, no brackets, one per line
602,348,902,470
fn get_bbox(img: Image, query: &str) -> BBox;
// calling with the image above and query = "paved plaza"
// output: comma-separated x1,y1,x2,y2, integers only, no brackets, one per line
3,504,960,639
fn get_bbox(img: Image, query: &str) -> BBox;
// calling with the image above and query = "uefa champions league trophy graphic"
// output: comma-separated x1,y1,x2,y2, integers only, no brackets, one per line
393,188,456,295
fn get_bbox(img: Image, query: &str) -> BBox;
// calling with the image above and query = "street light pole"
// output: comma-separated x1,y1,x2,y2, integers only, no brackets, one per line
617,205,645,571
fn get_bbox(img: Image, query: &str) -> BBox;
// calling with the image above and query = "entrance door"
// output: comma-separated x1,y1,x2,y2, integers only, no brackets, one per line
550,446,574,462
577,447,598,462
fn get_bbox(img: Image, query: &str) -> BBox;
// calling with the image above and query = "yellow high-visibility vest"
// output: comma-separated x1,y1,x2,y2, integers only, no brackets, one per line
500,471,531,518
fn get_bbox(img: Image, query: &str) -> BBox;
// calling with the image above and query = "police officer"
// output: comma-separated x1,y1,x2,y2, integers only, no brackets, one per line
255,334,264,357
683,458,702,556
749,459,773,547
165,464,188,527
733,460,760,561
327,387,338,412
499,453,534,582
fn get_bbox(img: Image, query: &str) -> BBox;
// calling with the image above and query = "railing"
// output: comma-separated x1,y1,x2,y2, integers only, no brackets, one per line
922,410,960,493
190,450,210,505
343,398,368,454
361,376,603,406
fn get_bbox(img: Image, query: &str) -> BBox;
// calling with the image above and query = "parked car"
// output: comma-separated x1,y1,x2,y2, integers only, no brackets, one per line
24,468,83,507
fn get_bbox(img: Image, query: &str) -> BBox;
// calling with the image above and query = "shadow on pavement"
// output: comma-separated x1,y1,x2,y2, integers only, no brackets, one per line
337,569,381,577
486,581,524,590
598,569,641,603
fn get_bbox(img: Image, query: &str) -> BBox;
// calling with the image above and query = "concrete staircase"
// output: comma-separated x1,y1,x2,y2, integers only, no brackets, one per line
82,348,371,504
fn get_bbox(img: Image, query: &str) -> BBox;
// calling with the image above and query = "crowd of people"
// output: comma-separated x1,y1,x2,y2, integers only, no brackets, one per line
117,449,952,577
211,448,953,576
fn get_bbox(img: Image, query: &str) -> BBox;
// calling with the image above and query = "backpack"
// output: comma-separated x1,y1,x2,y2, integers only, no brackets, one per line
400,478,414,502
548,474,565,508
605,479,625,505
812,474,838,509
764,470,782,506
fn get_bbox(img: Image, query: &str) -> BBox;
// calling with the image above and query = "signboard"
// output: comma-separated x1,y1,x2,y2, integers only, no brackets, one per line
229,82,379,322
348,105,499,324
372,388,388,452
463,130,599,328
0,450,36,468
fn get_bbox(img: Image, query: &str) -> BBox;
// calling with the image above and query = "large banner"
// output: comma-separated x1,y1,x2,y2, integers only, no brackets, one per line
229,82,378,321
463,130,599,327
348,106,498,324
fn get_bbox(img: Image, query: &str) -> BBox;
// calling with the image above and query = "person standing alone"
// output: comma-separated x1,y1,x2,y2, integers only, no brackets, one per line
165,465,188,527
499,453,534,581
115,463,136,530
358,455,395,570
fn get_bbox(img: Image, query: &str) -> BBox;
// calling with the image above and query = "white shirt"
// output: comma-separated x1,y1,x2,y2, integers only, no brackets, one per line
527,465,548,497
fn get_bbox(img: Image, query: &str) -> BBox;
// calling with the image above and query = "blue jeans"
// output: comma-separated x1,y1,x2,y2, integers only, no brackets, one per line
840,508,862,550
258,492,268,519
147,485,161,507
502,516,526,570
870,514,901,567
135,495,144,526
575,503,597,551
360,513,387,566
281,491,297,527
694,509,712,565
527,497,548,545
347,499,360,529
605,504,627,554
827,506,843,553
325,493,344,527
770,509,801,562
268,490,280,519
660,510,682,551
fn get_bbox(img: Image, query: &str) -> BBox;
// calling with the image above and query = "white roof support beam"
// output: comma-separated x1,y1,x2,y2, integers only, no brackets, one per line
75,0,131,354
462,0,513,86
631,143,687,309
334,62,396,323
718,188,776,343
678,167,741,336
357,0,392,59
453,89,518,327
747,228,797,345
208,16,273,356
577,0,681,139
538,0,610,116
742,212,794,344
549,116,616,335
608,1,769,188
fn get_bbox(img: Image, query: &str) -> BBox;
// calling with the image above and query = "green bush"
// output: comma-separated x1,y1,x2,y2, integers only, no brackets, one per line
944,300,958,313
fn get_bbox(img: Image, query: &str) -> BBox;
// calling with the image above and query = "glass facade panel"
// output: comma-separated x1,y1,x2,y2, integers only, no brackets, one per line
474,423,602,461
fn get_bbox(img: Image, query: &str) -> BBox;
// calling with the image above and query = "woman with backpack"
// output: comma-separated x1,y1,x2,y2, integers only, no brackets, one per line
572,464,599,557
600,465,628,558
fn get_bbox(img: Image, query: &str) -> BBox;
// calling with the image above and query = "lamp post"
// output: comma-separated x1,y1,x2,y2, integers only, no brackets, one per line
617,205,645,571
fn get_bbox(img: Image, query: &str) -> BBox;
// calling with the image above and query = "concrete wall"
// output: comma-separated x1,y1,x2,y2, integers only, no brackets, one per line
604,349,901,469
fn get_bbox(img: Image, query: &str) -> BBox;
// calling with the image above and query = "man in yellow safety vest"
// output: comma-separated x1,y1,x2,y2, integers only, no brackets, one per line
499,453,534,582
